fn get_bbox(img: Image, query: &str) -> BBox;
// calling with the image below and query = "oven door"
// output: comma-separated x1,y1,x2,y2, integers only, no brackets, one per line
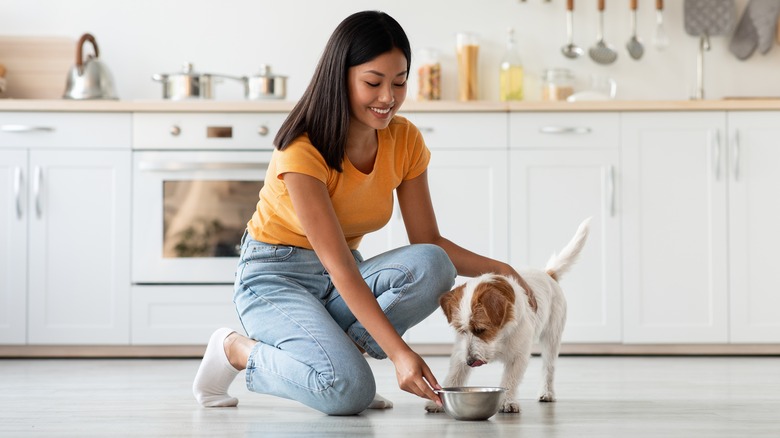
132,150,271,284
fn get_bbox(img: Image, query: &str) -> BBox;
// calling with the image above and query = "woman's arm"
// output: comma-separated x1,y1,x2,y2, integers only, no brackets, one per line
283,172,442,404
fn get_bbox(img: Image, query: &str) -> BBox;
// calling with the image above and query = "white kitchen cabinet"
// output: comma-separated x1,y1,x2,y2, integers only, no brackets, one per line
727,112,780,342
0,150,27,344
509,112,622,343
0,113,132,345
362,113,509,344
621,112,729,343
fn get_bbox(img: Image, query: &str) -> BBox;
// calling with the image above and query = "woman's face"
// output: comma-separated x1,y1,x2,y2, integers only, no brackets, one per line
347,47,408,132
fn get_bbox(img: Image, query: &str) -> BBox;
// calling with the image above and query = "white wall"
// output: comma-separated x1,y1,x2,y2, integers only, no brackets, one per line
2,0,778,101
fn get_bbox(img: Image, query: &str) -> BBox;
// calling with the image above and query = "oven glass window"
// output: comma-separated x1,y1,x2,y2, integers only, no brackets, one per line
163,180,263,258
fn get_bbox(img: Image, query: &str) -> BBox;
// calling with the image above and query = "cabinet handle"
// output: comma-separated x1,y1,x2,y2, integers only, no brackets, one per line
417,126,434,134
606,165,615,217
732,130,740,182
14,167,23,220
710,130,722,181
33,166,43,218
0,124,55,133
137,161,267,172
539,126,592,135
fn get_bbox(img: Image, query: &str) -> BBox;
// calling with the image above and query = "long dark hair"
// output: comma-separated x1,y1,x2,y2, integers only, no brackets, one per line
273,10,412,172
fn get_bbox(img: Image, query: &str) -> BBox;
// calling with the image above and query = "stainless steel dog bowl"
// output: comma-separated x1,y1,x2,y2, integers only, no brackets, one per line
436,387,507,421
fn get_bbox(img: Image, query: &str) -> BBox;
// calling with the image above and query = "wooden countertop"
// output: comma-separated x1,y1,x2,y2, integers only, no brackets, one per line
2,98,780,112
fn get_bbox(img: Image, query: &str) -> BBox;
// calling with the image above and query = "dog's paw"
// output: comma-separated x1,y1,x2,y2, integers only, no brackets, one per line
500,399,521,413
425,401,444,413
538,390,556,402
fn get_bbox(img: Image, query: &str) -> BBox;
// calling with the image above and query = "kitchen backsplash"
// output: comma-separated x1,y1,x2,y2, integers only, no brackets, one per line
1,0,778,101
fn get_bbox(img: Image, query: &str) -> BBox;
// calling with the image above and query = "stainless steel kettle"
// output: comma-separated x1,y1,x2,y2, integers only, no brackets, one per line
63,33,118,100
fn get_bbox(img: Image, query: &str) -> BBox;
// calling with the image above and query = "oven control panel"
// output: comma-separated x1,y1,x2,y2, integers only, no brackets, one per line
133,112,286,150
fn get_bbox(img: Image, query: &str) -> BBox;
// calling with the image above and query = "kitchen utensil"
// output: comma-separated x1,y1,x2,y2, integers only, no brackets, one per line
152,63,225,100
561,0,583,59
626,0,645,59
63,33,118,100
653,0,671,49
589,0,618,64
242,65,287,100
436,387,506,421
684,0,736,99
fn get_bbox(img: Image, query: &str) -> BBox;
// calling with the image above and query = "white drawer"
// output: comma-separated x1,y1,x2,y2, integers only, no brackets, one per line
133,112,286,150
0,112,131,149
401,112,507,150
131,285,243,345
510,112,619,149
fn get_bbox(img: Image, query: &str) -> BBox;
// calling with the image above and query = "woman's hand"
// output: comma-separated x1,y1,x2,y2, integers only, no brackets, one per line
390,348,442,406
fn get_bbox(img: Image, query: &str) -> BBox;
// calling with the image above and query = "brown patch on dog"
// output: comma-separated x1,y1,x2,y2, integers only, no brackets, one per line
469,276,516,342
440,284,465,324
546,270,558,282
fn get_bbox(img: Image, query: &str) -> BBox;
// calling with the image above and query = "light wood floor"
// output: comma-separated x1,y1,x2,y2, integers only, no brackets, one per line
1,355,779,437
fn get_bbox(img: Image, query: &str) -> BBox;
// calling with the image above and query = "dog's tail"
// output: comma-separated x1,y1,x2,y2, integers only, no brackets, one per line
545,217,591,281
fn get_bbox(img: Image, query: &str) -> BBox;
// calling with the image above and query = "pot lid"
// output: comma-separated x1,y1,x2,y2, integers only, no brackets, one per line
251,64,287,79
154,62,206,79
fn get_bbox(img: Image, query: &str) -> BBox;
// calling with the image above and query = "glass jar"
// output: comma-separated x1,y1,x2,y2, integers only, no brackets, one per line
542,68,575,101
417,48,441,100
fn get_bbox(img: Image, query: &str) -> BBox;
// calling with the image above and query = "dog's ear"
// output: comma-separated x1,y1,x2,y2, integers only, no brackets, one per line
473,276,516,327
440,285,465,324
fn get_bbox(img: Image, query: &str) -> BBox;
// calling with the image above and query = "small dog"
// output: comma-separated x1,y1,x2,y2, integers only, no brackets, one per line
426,218,590,414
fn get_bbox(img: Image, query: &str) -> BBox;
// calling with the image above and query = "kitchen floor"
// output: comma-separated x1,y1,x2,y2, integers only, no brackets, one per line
2,355,779,437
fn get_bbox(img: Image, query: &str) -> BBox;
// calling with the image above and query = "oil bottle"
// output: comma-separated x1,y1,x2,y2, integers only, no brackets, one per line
499,28,524,101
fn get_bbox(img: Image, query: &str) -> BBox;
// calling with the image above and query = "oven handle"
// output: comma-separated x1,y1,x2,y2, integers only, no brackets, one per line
137,161,268,172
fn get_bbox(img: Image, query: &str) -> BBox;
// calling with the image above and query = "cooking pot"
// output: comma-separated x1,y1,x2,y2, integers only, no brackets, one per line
242,65,287,100
63,33,118,100
152,63,226,100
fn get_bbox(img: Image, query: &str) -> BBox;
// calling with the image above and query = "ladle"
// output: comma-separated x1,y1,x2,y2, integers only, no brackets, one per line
561,0,583,59
626,0,645,59
589,0,618,64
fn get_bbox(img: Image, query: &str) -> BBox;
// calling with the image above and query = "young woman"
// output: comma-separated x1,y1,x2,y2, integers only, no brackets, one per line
192,10,534,416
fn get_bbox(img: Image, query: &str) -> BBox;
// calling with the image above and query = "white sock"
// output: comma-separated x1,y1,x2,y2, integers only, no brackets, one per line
367,393,394,409
192,328,240,407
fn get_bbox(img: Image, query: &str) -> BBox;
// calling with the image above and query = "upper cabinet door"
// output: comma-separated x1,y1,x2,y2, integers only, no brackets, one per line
621,112,729,343
727,112,780,343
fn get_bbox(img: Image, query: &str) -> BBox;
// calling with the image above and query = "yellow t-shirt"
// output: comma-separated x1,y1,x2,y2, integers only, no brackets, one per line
247,115,431,250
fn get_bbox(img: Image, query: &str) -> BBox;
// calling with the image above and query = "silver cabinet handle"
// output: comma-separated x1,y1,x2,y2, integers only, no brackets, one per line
539,126,592,135
1,124,55,133
14,167,23,220
606,165,615,217
732,130,741,182
33,166,43,218
710,130,722,181
137,161,267,172
417,126,434,134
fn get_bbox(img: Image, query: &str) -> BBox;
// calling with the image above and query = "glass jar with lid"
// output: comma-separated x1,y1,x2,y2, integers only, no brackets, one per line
417,48,441,100
541,68,575,101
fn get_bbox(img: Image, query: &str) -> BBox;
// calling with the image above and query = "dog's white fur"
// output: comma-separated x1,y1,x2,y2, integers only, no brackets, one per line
426,218,590,414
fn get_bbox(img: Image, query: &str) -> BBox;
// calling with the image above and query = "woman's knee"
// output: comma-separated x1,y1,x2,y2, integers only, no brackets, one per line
320,362,376,415
410,244,456,291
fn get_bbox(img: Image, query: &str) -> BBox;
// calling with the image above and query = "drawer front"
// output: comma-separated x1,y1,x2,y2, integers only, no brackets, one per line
510,112,619,149
133,112,286,150
401,112,507,150
131,285,242,345
0,112,131,149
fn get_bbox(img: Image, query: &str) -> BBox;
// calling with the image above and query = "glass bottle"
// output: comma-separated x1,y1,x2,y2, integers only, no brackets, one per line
542,68,575,101
499,28,524,101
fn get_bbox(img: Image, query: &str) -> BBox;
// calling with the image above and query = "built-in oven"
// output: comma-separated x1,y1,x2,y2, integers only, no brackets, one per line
132,113,284,285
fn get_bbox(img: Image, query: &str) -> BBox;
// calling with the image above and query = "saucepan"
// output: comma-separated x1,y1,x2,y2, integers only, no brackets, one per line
152,63,220,100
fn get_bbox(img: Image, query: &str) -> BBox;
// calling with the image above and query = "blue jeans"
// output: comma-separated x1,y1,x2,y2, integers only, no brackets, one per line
233,233,456,415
